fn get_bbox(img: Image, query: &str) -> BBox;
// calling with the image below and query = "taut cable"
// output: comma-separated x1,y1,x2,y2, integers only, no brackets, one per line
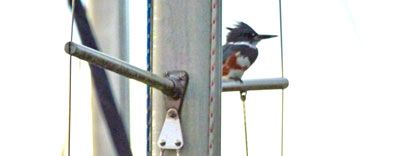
68,0,76,155
240,91,249,156
278,0,285,155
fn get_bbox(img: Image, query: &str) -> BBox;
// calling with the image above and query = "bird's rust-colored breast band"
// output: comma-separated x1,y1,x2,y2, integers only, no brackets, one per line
222,51,246,76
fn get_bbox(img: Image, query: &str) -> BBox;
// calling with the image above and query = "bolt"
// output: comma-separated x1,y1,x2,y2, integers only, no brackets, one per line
159,140,166,146
167,109,178,118
175,140,182,147
168,111,177,118
178,75,184,81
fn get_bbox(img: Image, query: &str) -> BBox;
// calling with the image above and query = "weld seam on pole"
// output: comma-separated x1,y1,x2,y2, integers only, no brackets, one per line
208,0,218,155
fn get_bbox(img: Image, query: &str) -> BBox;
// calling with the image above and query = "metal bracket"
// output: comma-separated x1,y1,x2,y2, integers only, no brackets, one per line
163,70,189,101
158,71,189,150
157,108,184,149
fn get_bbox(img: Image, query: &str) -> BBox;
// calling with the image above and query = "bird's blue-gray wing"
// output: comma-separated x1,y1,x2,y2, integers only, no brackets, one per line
223,44,258,65
223,44,236,63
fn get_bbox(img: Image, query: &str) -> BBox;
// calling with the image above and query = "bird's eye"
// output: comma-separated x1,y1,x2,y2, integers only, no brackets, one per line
251,33,256,37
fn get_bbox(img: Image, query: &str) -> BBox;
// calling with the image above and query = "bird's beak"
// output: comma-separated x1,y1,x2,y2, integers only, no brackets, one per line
257,34,278,40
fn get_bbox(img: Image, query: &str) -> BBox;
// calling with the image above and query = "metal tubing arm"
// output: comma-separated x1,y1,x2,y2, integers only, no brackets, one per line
222,78,289,92
65,42,176,96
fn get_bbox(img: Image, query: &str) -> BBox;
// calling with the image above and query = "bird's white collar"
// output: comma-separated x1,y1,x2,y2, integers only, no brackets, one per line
227,41,257,49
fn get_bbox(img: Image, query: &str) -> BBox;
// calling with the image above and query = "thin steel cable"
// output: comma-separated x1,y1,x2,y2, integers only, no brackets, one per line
280,89,285,156
68,0,76,155
240,91,249,156
278,0,285,156
279,0,284,78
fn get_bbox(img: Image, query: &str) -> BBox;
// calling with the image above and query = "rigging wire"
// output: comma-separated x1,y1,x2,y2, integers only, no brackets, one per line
240,91,249,156
278,0,285,155
239,1,286,154
240,0,286,155
68,0,76,155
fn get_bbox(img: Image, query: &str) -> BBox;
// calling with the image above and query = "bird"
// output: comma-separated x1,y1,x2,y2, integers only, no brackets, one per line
222,22,277,83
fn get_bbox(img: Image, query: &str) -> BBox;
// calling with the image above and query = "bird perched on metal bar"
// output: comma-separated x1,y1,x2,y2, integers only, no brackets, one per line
222,22,277,82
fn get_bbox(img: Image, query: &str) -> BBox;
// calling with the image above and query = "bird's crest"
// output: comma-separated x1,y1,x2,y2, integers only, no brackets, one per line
227,22,255,33
226,22,257,42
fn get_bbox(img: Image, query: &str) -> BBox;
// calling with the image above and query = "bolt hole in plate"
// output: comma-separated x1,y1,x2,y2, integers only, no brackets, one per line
157,109,184,149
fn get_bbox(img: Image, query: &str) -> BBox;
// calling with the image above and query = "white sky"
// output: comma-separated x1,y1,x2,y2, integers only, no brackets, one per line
0,0,400,155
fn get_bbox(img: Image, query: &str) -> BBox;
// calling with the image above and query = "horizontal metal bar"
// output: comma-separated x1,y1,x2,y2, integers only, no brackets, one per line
222,78,289,92
65,42,176,95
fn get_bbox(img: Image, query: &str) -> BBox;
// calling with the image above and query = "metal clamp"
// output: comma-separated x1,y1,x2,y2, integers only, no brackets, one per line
158,71,189,152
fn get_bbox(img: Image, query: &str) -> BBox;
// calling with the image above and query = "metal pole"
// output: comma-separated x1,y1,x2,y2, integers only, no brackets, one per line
65,42,176,96
151,0,222,155
222,78,289,92
86,0,130,156
86,1,131,155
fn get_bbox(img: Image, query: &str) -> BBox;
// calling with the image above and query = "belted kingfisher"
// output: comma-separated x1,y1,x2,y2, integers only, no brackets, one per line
222,22,277,82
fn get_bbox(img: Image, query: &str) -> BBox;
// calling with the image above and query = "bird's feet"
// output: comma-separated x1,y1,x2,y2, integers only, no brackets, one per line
231,77,243,83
